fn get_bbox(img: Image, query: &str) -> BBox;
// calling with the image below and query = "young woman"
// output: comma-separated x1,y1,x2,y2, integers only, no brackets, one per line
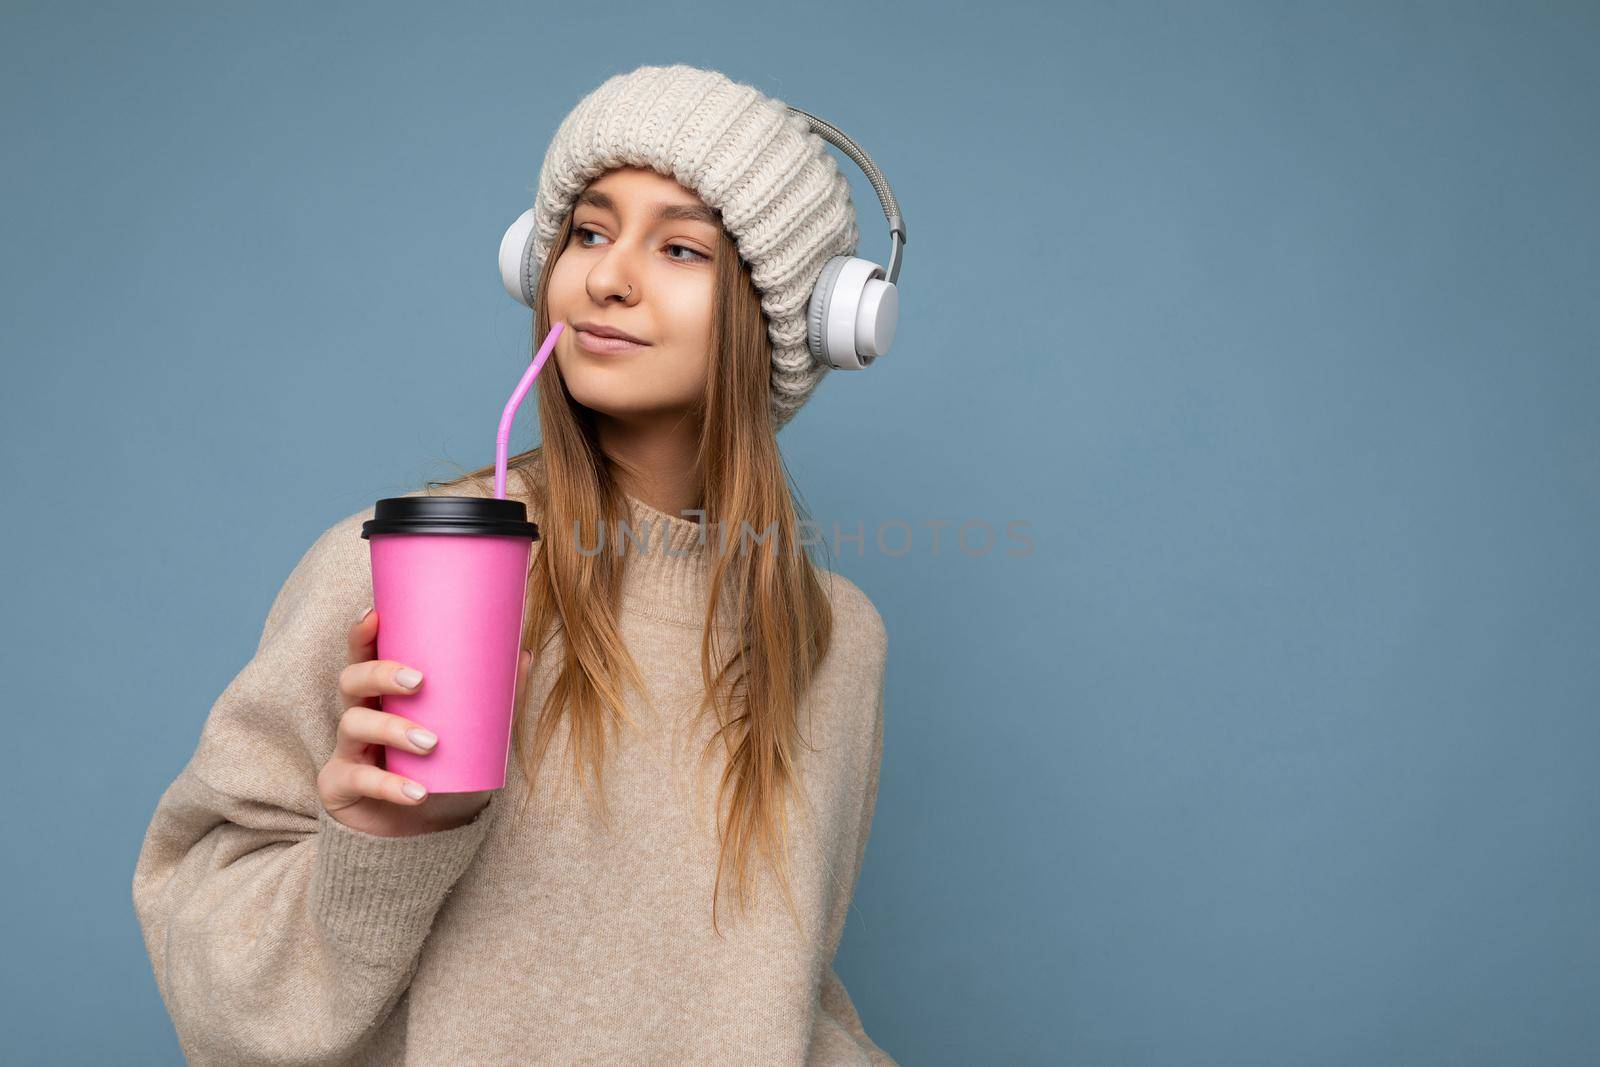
133,64,897,1064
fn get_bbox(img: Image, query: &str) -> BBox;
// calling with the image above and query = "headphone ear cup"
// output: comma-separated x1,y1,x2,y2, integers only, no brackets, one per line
499,208,539,308
808,256,897,370
856,274,898,365
807,256,850,367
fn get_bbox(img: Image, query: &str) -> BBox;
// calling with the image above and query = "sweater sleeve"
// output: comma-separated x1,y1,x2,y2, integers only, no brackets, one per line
811,570,898,1065
815,681,899,1065
130,507,498,1066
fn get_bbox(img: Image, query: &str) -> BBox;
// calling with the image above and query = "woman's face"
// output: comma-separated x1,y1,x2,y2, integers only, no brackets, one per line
546,166,722,426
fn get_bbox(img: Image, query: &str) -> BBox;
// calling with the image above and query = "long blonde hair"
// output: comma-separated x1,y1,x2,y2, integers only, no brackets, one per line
431,186,835,935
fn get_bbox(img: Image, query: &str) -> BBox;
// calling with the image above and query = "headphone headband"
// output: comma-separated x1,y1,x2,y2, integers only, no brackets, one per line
785,106,906,287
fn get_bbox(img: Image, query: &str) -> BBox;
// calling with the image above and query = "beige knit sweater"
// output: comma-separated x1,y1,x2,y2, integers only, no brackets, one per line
131,474,893,1065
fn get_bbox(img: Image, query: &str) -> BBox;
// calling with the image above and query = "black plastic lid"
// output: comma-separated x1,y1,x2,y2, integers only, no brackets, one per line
361,495,541,540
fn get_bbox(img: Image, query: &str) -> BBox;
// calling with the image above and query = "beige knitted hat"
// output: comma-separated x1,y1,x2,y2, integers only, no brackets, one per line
521,63,862,433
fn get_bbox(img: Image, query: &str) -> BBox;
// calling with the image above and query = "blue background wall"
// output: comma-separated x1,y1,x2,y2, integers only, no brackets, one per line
3,1,1596,1063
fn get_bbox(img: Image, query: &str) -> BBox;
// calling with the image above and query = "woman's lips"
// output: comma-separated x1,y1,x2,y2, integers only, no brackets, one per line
575,328,649,354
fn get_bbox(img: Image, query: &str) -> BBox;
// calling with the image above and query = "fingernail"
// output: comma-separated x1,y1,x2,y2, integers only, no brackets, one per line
396,668,423,688
407,727,437,750
401,782,427,800
358,606,374,623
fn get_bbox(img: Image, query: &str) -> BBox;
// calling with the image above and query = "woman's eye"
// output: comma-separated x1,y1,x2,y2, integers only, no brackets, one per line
572,226,707,263
666,243,709,263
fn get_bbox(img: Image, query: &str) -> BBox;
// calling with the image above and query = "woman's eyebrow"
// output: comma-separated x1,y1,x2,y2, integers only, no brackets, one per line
577,189,719,226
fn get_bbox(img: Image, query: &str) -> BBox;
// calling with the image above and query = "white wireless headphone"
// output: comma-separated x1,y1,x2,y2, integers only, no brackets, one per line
498,106,905,372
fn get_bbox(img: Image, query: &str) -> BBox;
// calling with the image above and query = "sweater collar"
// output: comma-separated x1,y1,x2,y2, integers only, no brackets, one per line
613,491,740,631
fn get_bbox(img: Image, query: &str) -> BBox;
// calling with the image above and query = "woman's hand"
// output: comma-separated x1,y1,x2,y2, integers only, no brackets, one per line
316,607,532,838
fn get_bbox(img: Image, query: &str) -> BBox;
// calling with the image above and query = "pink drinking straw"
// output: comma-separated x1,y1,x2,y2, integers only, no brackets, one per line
494,320,566,500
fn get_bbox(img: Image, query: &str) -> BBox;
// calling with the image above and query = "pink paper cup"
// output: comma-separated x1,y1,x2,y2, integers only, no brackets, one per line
360,495,539,793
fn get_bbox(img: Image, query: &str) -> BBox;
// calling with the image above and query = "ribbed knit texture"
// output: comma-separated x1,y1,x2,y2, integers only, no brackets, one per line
131,472,893,1065
528,63,862,433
